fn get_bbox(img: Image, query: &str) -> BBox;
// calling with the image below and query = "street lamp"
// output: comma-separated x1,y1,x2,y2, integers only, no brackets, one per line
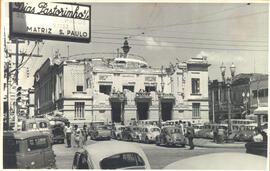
158,66,165,128
220,62,226,82
220,62,236,133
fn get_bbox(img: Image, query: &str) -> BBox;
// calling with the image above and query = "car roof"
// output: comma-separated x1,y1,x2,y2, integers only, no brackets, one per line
3,131,49,140
22,118,49,123
143,125,160,129
164,152,266,170
84,141,147,164
162,126,179,130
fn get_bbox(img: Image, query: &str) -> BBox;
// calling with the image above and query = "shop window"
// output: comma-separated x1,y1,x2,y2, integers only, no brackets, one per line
191,78,200,94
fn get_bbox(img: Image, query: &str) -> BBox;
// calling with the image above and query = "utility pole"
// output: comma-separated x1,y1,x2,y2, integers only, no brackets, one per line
11,39,42,130
212,89,215,123
6,62,10,130
14,39,19,131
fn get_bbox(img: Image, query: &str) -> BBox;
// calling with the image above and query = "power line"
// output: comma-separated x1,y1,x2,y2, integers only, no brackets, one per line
92,7,266,31
92,36,268,48
92,41,268,52
92,31,268,43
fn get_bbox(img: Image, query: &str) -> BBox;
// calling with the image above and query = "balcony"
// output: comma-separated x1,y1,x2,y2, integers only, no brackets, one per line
159,93,176,104
134,92,152,103
109,92,127,103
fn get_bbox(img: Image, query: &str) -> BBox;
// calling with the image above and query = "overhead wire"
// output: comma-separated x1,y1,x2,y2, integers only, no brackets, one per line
92,31,268,43
92,41,268,52
92,36,268,48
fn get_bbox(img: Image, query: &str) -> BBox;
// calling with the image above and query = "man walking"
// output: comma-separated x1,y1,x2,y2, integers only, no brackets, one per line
64,122,72,148
81,125,88,146
186,122,195,150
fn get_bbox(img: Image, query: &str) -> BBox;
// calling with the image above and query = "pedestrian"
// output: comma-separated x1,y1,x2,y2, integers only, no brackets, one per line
74,125,81,148
186,122,195,150
81,125,88,146
64,122,72,148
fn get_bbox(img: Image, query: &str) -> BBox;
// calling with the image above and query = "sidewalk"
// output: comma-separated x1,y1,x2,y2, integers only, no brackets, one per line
192,138,246,148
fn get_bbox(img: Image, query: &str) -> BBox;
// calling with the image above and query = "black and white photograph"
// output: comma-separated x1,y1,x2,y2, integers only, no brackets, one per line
1,1,269,170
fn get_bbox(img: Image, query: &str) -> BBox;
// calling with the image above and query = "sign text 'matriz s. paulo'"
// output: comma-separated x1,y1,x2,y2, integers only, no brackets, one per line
9,2,91,43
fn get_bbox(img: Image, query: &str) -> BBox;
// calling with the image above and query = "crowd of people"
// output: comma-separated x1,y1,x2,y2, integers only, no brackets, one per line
64,122,89,148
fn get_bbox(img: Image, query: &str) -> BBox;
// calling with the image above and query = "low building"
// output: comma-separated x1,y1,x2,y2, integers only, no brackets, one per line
209,73,268,123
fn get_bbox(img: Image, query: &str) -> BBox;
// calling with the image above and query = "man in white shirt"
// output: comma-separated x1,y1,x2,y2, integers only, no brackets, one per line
64,122,72,148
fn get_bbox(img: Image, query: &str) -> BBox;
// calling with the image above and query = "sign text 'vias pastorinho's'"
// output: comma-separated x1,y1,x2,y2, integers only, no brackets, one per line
10,2,91,42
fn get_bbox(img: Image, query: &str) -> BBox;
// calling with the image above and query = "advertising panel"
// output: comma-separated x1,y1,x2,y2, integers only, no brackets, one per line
9,2,91,43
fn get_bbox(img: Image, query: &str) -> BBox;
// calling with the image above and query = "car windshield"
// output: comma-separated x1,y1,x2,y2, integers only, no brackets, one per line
97,126,107,130
170,128,181,134
100,152,145,169
151,128,160,132
3,139,20,153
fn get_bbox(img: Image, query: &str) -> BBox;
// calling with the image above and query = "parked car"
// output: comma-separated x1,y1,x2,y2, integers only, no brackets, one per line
49,117,68,144
3,131,56,169
21,118,53,143
88,125,111,140
140,125,160,143
234,125,256,142
155,126,186,147
121,126,140,141
193,124,204,138
164,153,266,170
72,141,151,169
111,124,125,140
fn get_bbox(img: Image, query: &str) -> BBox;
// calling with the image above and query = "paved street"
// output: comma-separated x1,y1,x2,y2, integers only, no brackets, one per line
53,139,246,169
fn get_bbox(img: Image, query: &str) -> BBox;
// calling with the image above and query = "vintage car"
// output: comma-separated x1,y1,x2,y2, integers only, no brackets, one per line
164,153,266,170
88,125,111,140
49,118,68,144
121,126,141,141
234,125,256,142
21,118,53,143
72,141,151,169
3,131,56,169
140,125,160,143
155,126,186,147
111,124,125,140
193,124,204,138
196,124,212,138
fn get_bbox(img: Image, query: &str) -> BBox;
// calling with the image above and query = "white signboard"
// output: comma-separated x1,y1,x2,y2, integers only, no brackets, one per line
9,2,91,43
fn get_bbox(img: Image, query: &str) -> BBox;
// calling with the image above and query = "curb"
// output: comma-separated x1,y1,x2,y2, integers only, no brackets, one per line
194,144,245,149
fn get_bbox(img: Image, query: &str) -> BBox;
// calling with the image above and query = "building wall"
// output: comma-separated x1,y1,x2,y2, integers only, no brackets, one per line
34,57,210,124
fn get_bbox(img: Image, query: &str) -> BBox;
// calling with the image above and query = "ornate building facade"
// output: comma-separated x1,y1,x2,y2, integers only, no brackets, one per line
34,51,210,125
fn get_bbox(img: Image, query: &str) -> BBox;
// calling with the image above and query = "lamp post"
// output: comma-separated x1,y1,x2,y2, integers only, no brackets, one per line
158,66,165,128
220,62,236,133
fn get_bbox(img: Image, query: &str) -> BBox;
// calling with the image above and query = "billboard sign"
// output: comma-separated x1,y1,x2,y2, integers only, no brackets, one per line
9,2,91,43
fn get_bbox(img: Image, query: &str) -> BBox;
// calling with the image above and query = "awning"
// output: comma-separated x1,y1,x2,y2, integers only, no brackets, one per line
254,107,268,115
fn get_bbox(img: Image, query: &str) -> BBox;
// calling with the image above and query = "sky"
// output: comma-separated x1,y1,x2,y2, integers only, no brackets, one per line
2,2,269,88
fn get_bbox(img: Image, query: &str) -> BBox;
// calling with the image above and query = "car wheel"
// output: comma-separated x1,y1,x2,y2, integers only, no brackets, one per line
155,137,160,146
145,137,150,144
